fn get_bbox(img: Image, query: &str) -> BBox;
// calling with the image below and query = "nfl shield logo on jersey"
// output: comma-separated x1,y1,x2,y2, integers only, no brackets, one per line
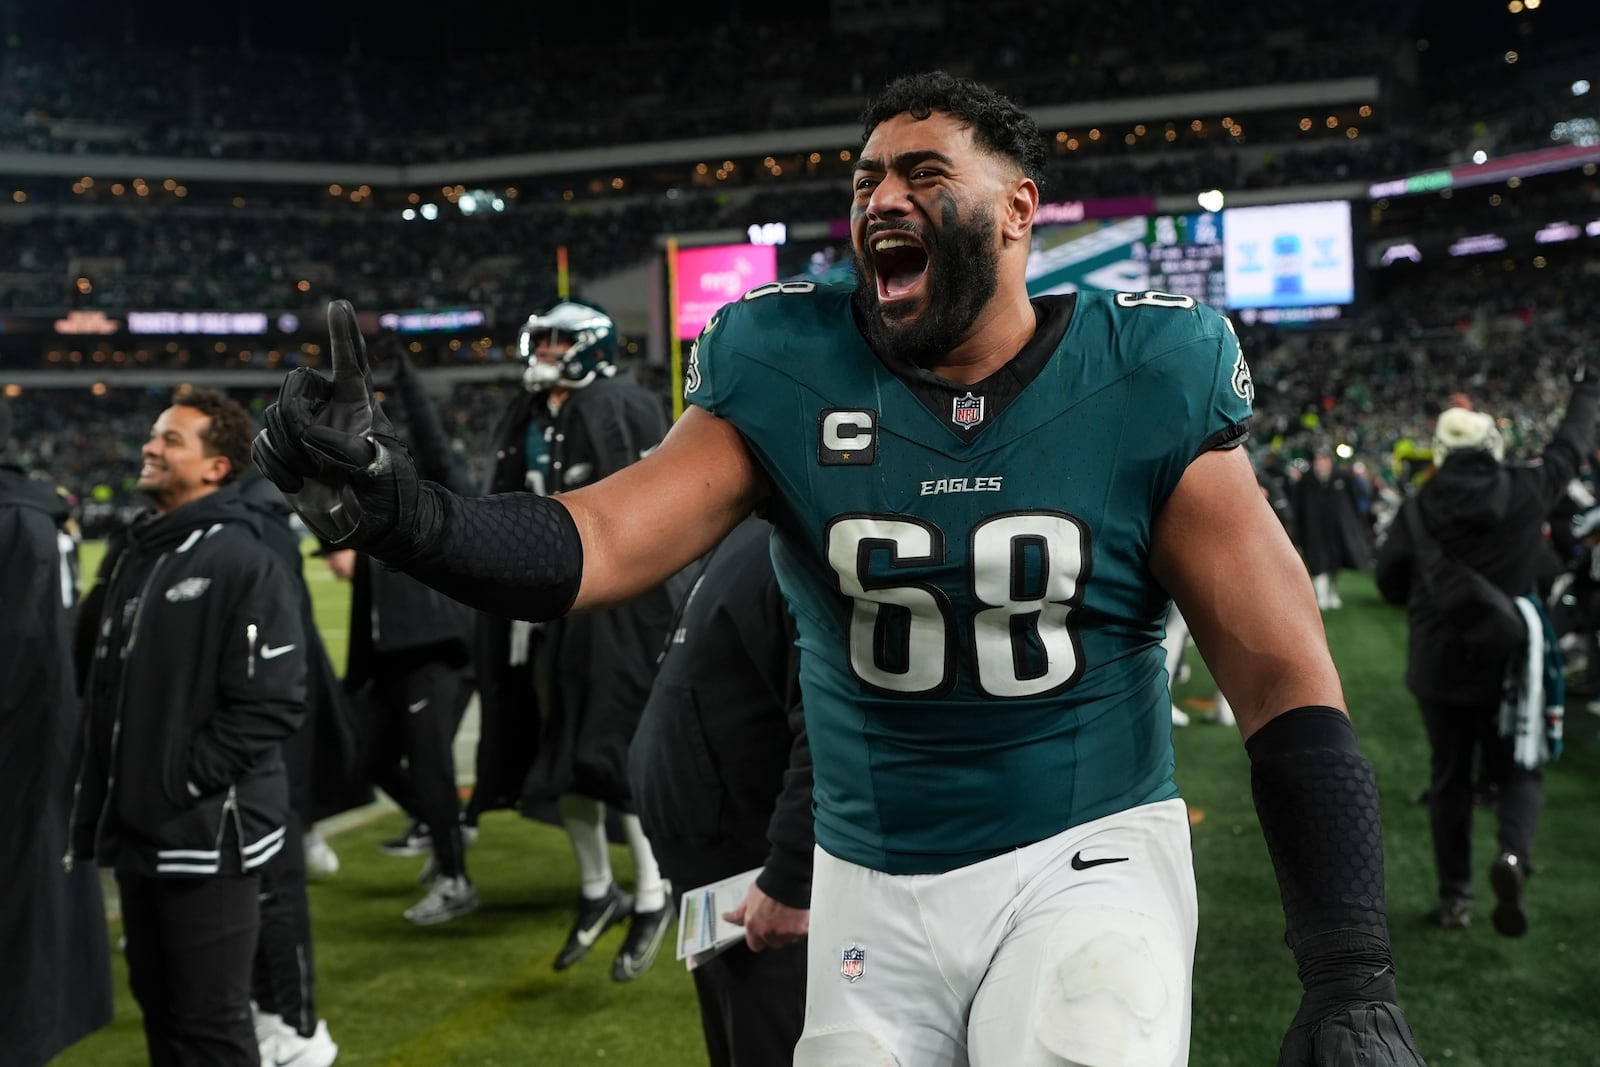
841,945,865,982
952,391,985,428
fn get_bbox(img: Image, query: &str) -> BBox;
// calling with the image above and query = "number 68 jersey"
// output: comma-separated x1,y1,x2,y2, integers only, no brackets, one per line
686,283,1253,875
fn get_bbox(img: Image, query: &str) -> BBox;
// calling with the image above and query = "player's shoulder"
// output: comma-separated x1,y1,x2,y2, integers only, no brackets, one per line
701,280,854,354
1074,289,1233,366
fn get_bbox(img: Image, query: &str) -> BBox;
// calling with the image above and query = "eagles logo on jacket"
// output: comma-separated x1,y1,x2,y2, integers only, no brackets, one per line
69,485,307,878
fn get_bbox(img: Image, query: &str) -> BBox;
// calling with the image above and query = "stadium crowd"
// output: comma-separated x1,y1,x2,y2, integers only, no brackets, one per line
6,1,1600,1062
0,0,1412,163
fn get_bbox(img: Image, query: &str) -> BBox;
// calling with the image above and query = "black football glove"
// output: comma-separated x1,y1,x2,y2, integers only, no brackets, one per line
252,300,434,559
1277,933,1428,1066
1278,1002,1427,1067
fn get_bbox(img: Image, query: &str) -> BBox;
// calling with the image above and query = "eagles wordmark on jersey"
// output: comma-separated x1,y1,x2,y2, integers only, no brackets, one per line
687,282,1251,875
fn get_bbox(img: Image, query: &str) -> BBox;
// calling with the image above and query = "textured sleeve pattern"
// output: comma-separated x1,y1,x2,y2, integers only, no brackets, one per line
401,487,584,622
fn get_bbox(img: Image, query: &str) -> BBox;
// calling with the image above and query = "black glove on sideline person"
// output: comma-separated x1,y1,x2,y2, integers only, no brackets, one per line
253,300,439,559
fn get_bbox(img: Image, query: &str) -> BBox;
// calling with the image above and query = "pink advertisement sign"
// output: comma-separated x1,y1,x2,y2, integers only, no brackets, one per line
675,244,778,339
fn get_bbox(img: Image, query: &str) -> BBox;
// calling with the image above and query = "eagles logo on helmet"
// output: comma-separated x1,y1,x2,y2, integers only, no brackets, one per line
517,299,619,393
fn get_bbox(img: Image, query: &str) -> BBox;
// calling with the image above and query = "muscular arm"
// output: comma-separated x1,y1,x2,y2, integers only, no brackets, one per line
565,406,767,609
1155,448,1424,1065
401,407,766,618
1149,445,1344,738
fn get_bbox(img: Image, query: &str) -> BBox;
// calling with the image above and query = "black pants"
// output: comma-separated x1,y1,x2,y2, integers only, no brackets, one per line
691,940,807,1067
118,870,261,1067
1419,696,1543,901
252,815,318,1036
365,654,472,878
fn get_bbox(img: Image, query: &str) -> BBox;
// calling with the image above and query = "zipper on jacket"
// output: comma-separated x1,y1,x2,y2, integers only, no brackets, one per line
76,549,170,864
215,783,237,859
221,784,248,869
246,622,259,679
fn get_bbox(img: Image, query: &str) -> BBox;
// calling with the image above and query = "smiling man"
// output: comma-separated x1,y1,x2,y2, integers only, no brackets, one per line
256,73,1426,1066
74,387,310,1067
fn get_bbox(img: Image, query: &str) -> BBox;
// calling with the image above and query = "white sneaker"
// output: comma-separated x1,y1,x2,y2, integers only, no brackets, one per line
254,1005,289,1062
404,875,480,926
262,1019,338,1067
1171,704,1191,727
304,832,340,880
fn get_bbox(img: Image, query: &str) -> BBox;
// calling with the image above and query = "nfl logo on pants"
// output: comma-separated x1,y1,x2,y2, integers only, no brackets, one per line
841,945,865,982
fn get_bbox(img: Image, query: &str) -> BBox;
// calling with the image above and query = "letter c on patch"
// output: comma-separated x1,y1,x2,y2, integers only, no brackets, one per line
822,410,874,451
818,408,877,466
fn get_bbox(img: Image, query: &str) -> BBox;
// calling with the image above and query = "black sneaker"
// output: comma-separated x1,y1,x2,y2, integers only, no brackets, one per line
1489,852,1528,937
611,902,674,982
553,883,632,971
380,820,431,857
1427,897,1471,929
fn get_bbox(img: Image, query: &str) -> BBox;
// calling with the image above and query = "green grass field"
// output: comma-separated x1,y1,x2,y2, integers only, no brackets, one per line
53,551,1600,1066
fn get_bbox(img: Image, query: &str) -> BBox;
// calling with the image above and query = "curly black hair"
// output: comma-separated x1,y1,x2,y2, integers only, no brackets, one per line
171,386,255,484
860,71,1047,190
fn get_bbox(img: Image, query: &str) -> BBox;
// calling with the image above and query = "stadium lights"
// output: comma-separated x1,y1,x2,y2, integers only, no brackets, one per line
1197,189,1225,212
402,208,416,221
1472,150,1489,164
420,203,439,221
458,189,506,216
1335,444,1354,460
1575,80,1592,97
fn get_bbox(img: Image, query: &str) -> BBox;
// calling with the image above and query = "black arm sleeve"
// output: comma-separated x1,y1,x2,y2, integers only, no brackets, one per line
395,485,584,623
1248,706,1389,950
1248,706,1400,1021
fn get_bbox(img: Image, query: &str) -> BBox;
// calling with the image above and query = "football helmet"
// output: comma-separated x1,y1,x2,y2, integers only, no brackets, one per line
517,300,619,392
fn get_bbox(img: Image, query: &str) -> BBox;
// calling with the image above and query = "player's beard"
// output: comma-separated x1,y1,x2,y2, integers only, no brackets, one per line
852,201,1001,369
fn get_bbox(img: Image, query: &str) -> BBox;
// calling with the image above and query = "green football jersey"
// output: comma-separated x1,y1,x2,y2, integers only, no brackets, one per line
685,282,1253,875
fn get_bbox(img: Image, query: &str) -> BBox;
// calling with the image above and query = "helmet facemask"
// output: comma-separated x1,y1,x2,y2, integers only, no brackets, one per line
517,302,619,393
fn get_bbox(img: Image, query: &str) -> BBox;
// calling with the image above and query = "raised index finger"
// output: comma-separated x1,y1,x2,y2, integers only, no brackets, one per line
326,299,372,405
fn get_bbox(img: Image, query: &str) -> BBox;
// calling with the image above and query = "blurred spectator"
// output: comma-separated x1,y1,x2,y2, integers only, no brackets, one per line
1291,451,1371,610
0,396,114,1067
630,517,812,1067
1376,373,1598,937
458,300,686,982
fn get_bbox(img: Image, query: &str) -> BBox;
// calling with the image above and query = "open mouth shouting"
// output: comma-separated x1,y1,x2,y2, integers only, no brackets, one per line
870,231,930,310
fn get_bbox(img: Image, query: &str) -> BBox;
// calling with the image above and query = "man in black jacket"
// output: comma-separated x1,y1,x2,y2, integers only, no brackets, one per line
630,517,812,1066
73,388,307,1066
1378,372,1598,937
0,398,114,1067
463,301,685,980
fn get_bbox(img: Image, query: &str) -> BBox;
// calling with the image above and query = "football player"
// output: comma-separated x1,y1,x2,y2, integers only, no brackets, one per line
255,72,1426,1066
